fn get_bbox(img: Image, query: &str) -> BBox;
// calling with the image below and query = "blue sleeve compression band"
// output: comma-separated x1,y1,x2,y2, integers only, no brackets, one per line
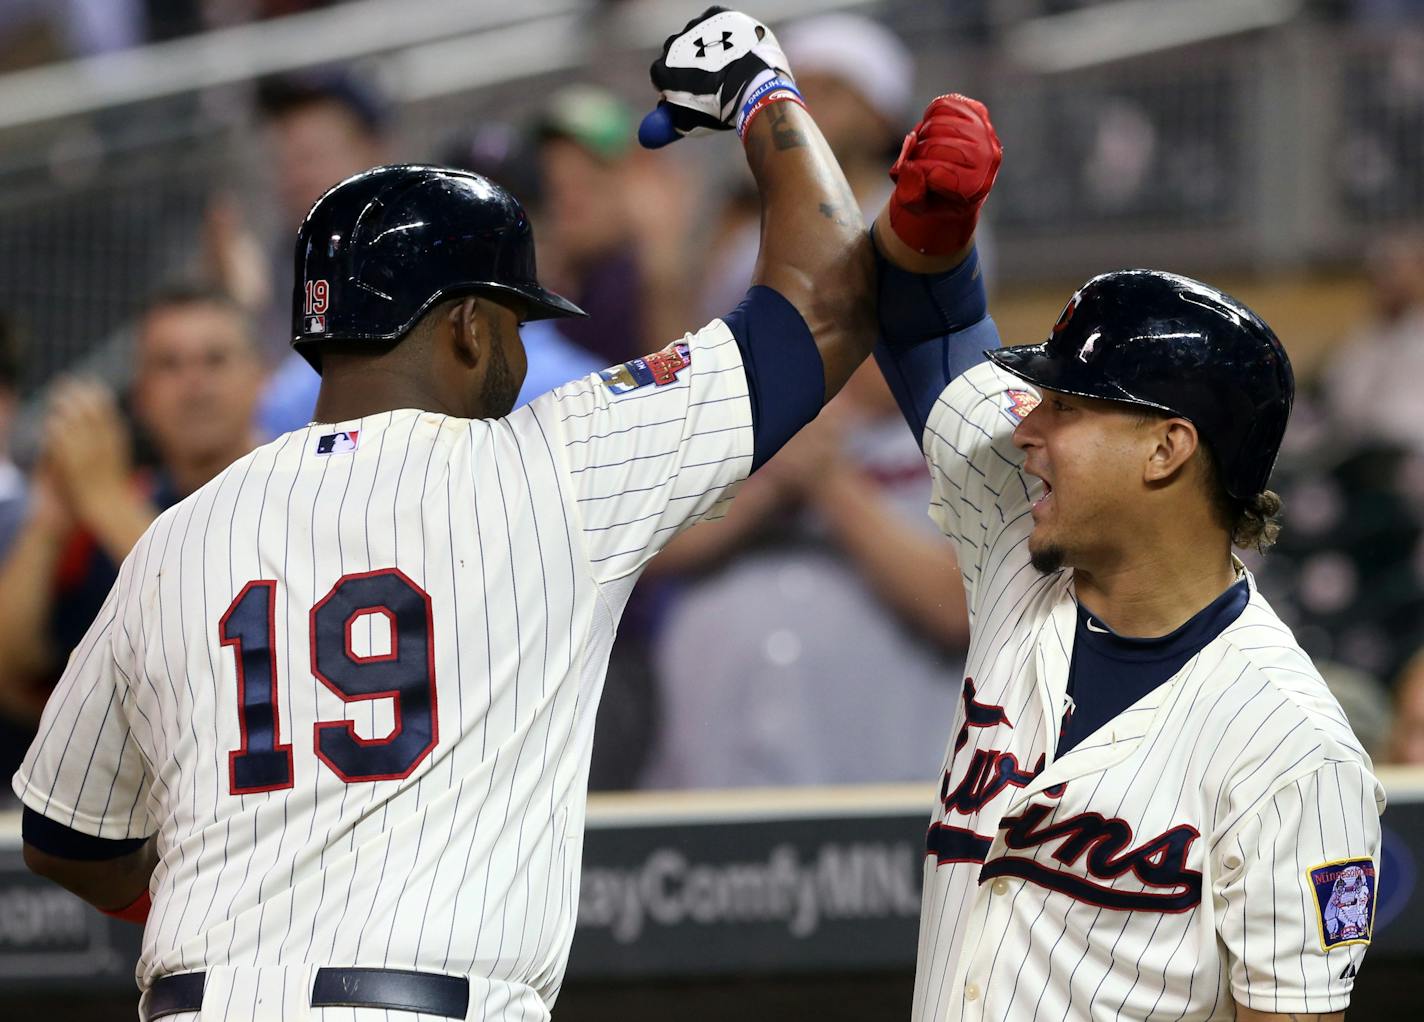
22,807,148,861
874,243,1001,441
722,285,825,471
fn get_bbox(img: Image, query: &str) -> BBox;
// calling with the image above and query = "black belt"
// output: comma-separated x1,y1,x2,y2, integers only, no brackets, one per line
146,967,470,1019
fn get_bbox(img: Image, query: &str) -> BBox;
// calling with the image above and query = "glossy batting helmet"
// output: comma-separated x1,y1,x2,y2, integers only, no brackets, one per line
291,164,584,370
987,270,1294,499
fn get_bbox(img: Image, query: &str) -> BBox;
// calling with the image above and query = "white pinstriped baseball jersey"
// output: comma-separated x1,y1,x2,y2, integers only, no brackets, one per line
13,321,751,1020
911,360,1385,1021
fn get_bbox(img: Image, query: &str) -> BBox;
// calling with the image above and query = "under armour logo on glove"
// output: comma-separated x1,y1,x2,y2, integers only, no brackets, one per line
694,30,734,58
637,6,796,148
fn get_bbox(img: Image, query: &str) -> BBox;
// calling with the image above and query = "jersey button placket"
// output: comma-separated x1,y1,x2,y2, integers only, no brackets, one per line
961,885,999,1016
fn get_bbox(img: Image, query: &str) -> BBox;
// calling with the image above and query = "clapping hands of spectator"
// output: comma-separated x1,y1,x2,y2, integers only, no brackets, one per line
0,380,136,699
43,378,133,522
40,378,156,561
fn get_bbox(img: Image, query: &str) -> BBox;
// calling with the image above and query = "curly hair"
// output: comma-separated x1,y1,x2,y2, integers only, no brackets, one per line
1227,489,1283,552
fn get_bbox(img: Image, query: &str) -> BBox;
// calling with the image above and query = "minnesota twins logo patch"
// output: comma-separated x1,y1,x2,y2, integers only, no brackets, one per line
1308,858,1376,949
600,341,692,395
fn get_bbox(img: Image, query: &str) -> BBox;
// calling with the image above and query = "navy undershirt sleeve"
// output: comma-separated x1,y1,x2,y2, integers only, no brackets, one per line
22,806,148,861
874,243,1000,441
722,285,825,471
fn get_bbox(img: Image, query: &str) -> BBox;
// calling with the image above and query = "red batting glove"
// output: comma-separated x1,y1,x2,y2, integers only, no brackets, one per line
887,94,1003,256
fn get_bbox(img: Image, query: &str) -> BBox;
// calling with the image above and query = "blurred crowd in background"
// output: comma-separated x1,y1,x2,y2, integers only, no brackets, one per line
1,0,1424,804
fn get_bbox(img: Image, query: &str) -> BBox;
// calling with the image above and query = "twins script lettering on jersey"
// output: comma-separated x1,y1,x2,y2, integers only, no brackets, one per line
926,677,1202,913
983,804,1202,912
927,679,1040,866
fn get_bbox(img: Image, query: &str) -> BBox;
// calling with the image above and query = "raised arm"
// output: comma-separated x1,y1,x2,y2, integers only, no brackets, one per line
741,100,872,396
552,7,914,583
866,95,1004,440
639,6,873,401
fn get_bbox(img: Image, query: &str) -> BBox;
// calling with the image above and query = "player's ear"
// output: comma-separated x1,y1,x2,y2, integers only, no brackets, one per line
1143,417,1198,485
446,297,483,369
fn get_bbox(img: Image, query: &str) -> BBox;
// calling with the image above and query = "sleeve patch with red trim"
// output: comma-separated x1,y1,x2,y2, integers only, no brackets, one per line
599,341,692,395
999,388,1040,425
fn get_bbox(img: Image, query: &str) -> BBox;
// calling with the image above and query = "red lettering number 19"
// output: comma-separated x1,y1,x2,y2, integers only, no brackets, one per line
304,279,330,315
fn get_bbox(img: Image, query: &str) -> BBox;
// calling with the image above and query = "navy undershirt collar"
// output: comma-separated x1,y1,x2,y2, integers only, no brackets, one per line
1057,576,1251,757
1075,575,1251,661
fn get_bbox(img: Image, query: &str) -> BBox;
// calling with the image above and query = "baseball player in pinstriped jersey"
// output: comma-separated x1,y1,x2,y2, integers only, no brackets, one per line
870,99,1384,1020
11,9,896,1019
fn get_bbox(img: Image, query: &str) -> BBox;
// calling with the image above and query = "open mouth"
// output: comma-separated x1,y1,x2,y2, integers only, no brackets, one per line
1032,477,1053,515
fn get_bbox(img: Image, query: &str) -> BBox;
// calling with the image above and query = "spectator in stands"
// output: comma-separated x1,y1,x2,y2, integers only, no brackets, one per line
1388,648,1424,763
530,84,697,367
0,318,25,555
634,13,970,790
0,285,263,786
515,92,699,784
1248,440,1424,687
0,318,28,801
205,70,389,435
641,362,970,789
1321,232,1424,454
783,14,913,205
440,122,603,404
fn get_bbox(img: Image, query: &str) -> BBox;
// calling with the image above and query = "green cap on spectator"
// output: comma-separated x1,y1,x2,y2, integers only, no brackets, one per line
534,84,633,161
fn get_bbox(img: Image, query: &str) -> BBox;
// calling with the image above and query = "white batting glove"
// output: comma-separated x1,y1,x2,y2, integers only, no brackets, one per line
637,6,800,148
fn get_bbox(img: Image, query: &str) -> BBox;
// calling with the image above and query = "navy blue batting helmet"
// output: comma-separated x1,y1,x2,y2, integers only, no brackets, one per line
987,270,1294,499
291,164,584,370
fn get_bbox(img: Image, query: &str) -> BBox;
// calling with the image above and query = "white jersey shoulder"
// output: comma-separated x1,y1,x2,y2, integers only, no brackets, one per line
1205,585,1385,832
1218,588,1377,762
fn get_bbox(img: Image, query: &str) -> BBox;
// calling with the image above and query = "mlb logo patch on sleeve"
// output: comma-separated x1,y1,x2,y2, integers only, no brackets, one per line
314,430,359,455
1308,858,1376,949
600,341,691,395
